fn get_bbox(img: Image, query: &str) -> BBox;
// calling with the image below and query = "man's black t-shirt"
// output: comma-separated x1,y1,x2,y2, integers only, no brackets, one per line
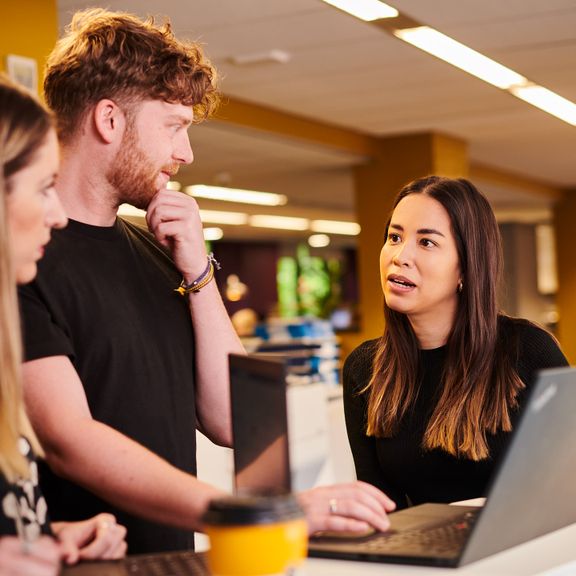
18,218,197,553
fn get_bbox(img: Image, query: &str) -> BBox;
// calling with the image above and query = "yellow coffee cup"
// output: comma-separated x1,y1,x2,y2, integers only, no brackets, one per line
203,494,308,576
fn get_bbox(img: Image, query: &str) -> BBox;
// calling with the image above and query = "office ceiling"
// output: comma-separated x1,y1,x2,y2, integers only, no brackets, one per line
57,0,576,241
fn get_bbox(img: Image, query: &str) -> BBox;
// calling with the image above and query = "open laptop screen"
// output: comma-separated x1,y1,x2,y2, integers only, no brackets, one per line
229,353,291,495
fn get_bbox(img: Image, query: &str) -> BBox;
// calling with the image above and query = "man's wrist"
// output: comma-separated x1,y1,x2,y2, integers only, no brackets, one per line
175,253,221,295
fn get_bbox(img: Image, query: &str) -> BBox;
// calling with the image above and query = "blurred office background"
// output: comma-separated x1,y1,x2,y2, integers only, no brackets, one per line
2,0,574,358
2,0,575,499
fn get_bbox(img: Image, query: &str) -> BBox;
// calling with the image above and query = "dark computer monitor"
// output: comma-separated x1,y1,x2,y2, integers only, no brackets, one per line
229,353,291,495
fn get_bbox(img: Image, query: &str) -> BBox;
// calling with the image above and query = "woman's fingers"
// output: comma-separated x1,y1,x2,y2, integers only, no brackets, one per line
297,481,396,535
77,517,127,560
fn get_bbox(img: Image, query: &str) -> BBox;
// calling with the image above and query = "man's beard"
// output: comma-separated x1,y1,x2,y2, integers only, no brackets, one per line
107,126,165,210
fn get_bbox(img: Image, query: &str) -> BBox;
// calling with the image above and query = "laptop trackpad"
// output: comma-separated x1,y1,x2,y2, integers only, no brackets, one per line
312,527,377,540
390,503,479,532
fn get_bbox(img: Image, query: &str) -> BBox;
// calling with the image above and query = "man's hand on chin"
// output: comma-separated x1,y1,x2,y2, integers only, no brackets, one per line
145,189,208,280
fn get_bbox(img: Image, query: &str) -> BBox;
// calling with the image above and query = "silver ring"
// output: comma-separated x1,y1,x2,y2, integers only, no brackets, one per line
329,498,338,515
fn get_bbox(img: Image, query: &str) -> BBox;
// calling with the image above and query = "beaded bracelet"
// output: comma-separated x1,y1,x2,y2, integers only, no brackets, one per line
175,253,221,295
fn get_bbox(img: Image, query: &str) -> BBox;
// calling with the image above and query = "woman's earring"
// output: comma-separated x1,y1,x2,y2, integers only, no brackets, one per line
457,280,463,293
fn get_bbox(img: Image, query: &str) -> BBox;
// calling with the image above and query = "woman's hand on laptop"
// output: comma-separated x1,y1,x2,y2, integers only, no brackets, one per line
52,513,127,565
297,481,396,535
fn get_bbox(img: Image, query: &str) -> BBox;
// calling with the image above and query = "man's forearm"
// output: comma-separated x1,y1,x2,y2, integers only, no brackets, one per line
44,417,225,531
187,280,245,447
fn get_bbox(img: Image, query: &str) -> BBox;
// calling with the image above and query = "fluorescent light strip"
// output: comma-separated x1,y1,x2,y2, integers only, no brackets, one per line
308,234,331,248
249,215,309,231
187,184,287,206
203,227,224,241
119,204,362,239
199,210,248,225
323,1,576,126
510,85,576,126
393,26,576,125
118,204,146,218
321,0,398,21
393,26,526,89
311,220,361,236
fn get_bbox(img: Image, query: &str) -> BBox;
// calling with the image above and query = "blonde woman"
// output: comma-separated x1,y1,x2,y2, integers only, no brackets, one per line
0,75,127,574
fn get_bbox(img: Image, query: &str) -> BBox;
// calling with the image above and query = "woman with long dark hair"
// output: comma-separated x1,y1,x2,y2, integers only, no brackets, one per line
344,175,568,509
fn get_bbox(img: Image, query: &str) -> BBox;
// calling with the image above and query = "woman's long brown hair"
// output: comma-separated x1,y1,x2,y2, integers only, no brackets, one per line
364,176,524,460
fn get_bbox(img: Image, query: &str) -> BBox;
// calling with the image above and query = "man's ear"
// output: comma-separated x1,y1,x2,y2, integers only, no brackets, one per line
93,99,126,144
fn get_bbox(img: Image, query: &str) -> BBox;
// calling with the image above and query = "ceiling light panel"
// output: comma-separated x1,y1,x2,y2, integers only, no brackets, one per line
311,220,361,235
187,185,287,206
308,234,331,248
393,26,526,90
249,215,309,230
510,85,576,126
203,227,224,241
322,0,576,127
321,0,398,21
199,210,249,225
118,204,146,218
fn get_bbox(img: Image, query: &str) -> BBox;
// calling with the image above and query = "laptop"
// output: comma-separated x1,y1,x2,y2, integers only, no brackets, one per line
60,550,209,575
229,354,576,568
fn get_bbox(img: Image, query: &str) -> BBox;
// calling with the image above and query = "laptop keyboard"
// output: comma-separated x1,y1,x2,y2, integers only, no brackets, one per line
124,551,210,576
362,510,479,555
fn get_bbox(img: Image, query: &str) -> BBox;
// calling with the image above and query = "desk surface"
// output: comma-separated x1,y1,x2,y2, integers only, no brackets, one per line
302,522,576,576
64,522,575,576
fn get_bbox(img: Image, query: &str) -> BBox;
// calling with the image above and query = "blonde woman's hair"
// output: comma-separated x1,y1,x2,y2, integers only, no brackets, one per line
0,74,48,481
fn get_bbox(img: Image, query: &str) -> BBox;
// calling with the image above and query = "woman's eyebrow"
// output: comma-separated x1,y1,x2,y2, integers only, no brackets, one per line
417,228,445,237
389,223,446,237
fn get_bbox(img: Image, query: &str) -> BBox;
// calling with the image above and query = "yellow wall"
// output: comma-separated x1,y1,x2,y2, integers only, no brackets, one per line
0,0,58,97
555,190,576,363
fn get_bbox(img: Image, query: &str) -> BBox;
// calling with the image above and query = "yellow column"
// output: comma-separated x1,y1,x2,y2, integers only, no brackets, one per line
340,133,468,354
0,0,58,97
554,190,576,363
